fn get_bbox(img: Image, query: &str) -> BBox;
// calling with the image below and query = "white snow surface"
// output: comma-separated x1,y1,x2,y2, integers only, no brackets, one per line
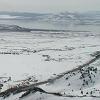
0,30,100,100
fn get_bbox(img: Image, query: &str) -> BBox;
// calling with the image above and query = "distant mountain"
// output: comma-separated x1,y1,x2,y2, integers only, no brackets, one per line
42,11,100,25
0,12,48,20
0,11,100,25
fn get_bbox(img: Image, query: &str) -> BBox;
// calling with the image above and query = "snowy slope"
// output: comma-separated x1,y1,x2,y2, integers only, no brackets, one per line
0,28,100,99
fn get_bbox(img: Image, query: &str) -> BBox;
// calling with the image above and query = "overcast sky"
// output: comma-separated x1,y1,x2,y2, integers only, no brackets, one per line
0,0,100,13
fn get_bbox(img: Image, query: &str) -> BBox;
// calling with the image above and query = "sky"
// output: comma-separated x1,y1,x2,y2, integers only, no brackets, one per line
0,0,100,13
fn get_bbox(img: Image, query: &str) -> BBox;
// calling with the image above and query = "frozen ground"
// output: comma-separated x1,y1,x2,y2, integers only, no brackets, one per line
0,30,100,100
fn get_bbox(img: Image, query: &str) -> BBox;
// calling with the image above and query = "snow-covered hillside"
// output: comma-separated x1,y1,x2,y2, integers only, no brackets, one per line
0,28,100,100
